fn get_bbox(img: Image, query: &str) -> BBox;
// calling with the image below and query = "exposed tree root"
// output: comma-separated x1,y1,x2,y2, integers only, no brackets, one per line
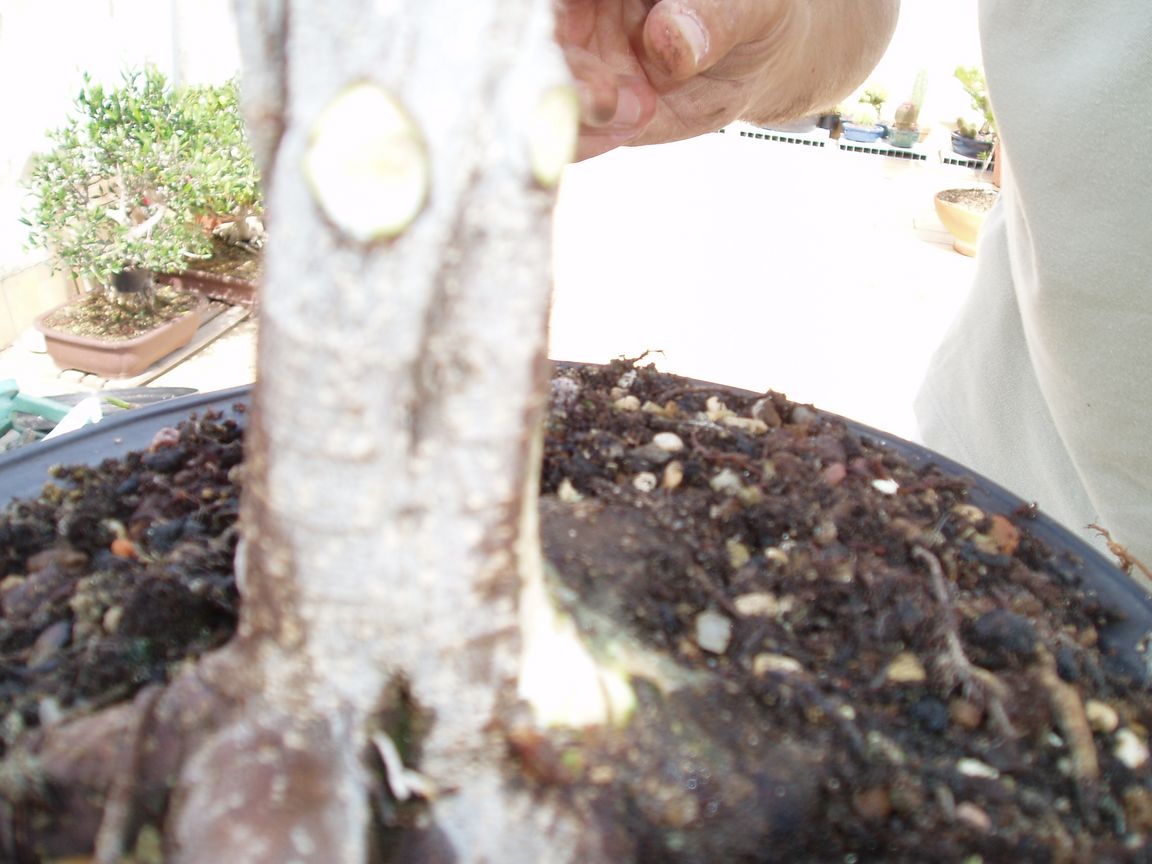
913,545,1018,740
1034,646,1100,823
1089,523,1152,586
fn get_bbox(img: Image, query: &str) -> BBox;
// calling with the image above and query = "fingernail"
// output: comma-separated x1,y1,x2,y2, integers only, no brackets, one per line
575,82,600,125
611,81,645,128
669,11,708,71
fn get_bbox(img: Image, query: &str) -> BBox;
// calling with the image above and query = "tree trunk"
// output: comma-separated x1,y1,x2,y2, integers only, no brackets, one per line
168,0,596,861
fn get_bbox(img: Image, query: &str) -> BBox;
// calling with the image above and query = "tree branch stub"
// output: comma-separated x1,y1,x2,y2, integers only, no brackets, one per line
304,83,429,242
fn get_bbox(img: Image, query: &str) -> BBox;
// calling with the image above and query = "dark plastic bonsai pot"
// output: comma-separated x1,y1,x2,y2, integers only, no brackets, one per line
1,378,1148,684
950,130,993,160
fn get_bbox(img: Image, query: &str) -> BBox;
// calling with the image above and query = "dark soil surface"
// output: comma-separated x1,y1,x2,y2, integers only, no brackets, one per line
187,236,264,283
937,188,999,213
39,286,200,342
1,361,1150,861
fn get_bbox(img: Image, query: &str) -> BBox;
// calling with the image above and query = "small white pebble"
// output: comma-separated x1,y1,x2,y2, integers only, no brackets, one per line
632,472,658,493
812,518,838,546
652,432,685,452
662,460,684,491
613,395,641,411
550,377,581,408
790,405,818,426
872,478,900,495
709,467,744,496
957,758,1000,779
726,538,751,569
752,653,804,677
721,415,769,435
557,478,583,503
955,802,992,833
1085,699,1120,734
102,605,124,634
734,592,788,617
951,504,985,522
1114,728,1150,769
764,547,789,566
37,697,63,728
694,610,733,654
885,652,927,684
705,396,732,422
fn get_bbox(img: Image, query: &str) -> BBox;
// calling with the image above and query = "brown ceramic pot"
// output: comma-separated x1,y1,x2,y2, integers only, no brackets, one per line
35,297,205,379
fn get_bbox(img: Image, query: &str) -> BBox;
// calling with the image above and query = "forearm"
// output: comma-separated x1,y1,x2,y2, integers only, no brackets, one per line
743,0,901,124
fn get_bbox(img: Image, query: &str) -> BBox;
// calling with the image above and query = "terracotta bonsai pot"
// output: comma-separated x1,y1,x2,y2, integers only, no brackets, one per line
35,296,205,379
159,267,259,309
934,187,999,256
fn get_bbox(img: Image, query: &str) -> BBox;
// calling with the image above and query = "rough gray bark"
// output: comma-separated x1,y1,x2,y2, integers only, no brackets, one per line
167,1,597,861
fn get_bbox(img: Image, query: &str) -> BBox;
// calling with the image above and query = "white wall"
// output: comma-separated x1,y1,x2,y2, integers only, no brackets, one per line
847,1,983,129
0,0,240,346
0,0,240,272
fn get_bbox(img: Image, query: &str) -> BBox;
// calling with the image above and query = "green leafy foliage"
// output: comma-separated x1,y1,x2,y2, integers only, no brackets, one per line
23,68,262,285
953,65,995,138
849,103,880,128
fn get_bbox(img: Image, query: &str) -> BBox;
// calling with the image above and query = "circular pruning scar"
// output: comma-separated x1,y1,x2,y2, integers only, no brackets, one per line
305,83,429,242
529,85,579,188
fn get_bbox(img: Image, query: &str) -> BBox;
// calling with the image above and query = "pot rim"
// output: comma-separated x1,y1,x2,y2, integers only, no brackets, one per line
34,294,206,349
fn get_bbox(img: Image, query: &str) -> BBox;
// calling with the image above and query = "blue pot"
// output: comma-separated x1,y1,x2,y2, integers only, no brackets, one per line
950,130,993,159
841,122,884,143
887,127,920,149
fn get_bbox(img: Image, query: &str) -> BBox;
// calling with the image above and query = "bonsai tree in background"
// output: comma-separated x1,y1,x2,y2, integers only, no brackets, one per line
22,67,262,306
180,78,265,248
951,64,996,159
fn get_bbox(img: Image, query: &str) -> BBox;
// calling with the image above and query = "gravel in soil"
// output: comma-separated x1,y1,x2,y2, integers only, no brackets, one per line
1,360,1150,862
39,285,200,342
937,188,999,213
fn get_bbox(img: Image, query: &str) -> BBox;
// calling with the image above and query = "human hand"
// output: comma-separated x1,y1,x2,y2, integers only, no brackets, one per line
558,0,900,160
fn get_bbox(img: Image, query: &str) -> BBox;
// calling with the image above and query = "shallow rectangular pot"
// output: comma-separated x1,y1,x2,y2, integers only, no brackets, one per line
35,297,205,379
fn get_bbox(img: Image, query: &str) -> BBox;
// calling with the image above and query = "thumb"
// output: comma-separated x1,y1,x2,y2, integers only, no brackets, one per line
642,0,785,81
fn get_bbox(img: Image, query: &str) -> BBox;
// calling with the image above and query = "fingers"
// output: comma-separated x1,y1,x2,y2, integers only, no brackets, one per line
575,74,657,160
642,0,784,81
564,44,658,160
564,45,626,126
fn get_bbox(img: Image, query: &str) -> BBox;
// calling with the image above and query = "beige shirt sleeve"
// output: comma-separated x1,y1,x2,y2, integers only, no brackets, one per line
915,0,1152,571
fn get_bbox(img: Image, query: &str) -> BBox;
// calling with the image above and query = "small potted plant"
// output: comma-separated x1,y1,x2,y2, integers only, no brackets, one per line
158,78,265,307
934,186,999,256
858,84,888,133
21,68,263,376
950,65,996,160
839,103,884,143
887,71,927,149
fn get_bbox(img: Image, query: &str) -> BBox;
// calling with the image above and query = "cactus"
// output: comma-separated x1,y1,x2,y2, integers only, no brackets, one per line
851,104,880,127
894,101,919,131
911,70,928,110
